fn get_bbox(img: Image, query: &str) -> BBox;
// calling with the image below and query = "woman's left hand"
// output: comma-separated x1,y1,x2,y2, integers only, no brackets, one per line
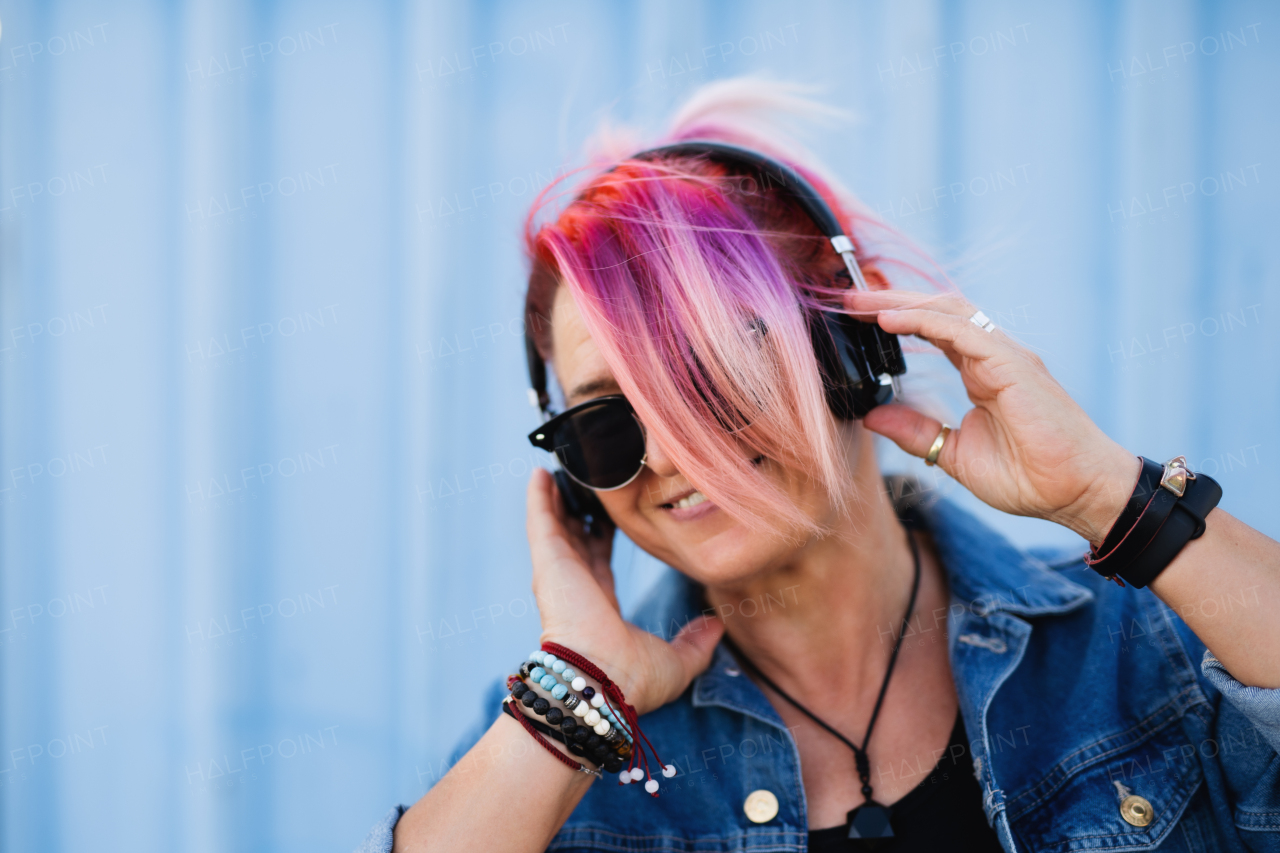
846,289,1139,546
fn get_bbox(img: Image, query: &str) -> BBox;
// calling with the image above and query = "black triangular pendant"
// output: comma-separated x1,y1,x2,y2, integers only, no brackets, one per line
847,801,894,847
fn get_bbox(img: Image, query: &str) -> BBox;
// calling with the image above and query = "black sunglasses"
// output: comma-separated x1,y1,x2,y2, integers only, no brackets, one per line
527,395,648,491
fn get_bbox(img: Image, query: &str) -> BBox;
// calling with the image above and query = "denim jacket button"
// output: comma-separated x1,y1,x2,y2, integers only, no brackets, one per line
1120,794,1154,827
743,789,779,823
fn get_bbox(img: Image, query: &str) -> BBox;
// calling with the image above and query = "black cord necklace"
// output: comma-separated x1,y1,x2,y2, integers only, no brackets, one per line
723,528,921,847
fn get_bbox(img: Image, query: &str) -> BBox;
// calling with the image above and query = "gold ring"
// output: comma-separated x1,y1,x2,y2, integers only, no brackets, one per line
924,424,952,467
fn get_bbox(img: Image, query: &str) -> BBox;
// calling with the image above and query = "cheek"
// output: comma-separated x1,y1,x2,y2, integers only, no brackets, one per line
591,479,818,582
592,483,667,551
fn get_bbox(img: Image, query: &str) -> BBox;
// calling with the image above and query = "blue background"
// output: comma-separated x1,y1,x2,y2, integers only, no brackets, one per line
1,1,1276,851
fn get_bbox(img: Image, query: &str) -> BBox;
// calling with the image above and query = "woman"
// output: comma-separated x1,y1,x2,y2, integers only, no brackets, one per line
364,82,1280,852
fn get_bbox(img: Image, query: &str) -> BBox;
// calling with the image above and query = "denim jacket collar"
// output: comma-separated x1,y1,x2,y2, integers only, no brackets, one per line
918,495,1092,617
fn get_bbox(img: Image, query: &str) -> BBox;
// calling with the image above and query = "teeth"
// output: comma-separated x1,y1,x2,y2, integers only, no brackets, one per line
672,491,707,510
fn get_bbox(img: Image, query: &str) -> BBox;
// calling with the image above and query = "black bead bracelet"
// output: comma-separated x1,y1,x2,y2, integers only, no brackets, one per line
502,694,626,773
511,678,629,759
502,698,596,762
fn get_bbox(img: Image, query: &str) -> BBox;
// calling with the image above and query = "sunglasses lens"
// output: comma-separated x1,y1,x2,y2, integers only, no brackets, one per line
552,401,646,489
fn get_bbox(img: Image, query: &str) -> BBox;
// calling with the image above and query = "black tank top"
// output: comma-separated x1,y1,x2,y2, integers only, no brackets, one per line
807,713,1004,852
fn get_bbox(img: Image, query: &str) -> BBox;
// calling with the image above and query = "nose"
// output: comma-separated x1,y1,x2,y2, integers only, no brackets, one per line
640,428,689,507
642,426,680,479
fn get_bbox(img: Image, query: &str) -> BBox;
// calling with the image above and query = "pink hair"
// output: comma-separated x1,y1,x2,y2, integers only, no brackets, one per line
524,80,943,537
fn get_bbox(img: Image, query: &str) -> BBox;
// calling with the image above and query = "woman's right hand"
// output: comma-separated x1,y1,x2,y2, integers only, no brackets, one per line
527,467,724,715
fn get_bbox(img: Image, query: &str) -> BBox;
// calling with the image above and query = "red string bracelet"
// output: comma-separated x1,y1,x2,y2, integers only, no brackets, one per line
542,642,676,796
1082,490,1160,586
502,694,601,778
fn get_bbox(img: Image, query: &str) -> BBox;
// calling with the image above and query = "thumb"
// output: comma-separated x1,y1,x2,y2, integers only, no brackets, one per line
669,614,725,684
862,403,949,465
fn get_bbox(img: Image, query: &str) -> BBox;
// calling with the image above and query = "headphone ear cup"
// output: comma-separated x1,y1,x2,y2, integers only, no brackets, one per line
809,310,900,420
863,321,906,378
551,469,612,538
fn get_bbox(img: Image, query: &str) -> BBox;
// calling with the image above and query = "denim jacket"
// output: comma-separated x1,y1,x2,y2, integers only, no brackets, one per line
360,496,1280,853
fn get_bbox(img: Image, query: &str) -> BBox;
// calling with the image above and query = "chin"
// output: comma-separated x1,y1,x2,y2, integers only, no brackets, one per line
664,517,794,588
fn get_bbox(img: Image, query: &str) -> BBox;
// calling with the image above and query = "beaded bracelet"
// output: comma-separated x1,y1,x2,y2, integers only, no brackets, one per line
510,679,630,770
540,642,676,794
510,679,639,780
501,696,602,777
503,692,606,764
503,644,676,794
518,670,629,746
524,653,634,744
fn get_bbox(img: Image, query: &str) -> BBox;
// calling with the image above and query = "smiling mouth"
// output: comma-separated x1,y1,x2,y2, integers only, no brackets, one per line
663,491,708,510
659,456,764,509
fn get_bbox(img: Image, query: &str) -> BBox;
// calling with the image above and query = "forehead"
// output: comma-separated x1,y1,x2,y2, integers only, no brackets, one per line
550,285,619,406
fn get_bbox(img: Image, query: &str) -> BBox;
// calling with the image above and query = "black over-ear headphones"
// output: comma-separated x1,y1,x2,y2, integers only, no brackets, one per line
524,141,907,533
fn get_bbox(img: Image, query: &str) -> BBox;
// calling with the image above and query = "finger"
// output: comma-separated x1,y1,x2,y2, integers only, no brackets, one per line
526,466,565,537
526,467,569,561
527,469,618,612
875,308,1003,362
668,615,725,684
584,526,620,611
555,481,616,587
844,288,974,317
838,293,971,371
862,403,958,469
527,467,596,558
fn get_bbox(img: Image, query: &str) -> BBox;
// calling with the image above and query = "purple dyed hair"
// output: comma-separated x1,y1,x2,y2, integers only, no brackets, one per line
524,80,942,537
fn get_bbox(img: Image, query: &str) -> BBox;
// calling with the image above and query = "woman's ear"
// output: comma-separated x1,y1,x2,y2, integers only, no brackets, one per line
862,266,890,291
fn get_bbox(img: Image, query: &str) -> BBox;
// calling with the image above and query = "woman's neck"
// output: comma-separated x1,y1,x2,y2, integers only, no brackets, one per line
703,434,920,705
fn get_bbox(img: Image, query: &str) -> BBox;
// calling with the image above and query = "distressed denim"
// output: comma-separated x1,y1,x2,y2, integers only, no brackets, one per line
359,496,1280,852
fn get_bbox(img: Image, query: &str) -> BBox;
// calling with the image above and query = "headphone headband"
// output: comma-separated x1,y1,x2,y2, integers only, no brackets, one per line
524,140,887,414
629,140,844,238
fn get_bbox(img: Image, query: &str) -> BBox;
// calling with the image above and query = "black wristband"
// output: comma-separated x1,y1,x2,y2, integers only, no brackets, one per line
1116,473,1223,588
1087,457,1180,578
1094,457,1164,556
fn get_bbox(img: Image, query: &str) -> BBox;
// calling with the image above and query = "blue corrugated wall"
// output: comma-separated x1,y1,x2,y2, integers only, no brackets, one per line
1,2,1276,850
